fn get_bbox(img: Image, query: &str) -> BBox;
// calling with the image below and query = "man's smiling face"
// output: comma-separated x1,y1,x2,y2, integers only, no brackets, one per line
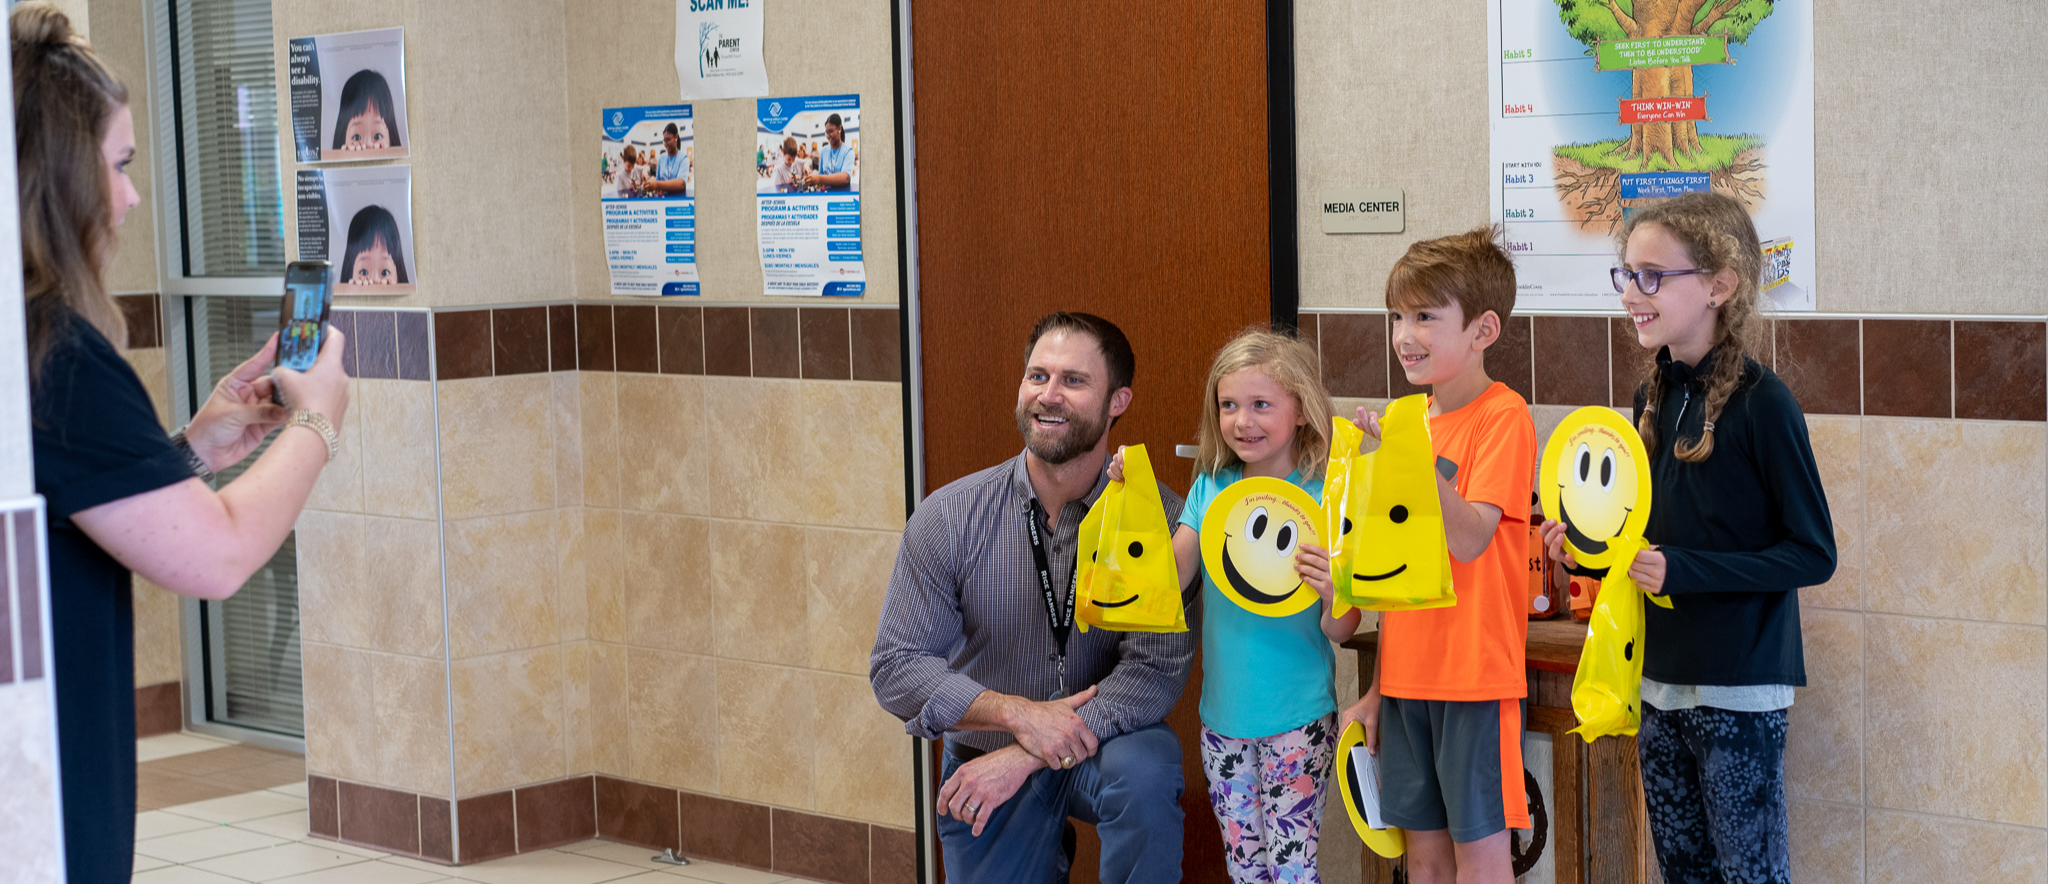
1014,331,1125,465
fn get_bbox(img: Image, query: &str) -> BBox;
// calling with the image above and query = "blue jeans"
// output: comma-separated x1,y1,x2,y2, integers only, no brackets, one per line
939,723,1185,884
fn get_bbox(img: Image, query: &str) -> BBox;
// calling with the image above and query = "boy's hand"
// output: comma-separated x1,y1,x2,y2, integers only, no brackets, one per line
1629,545,1666,594
1105,445,1127,483
1539,519,1578,569
1295,543,1334,602
1353,406,1382,446
1340,687,1382,754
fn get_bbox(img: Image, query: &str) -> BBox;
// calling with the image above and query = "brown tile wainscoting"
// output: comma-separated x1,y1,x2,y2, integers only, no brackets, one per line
429,303,903,383
305,772,915,882
135,680,181,736
116,293,162,348
1301,312,2048,422
0,502,44,686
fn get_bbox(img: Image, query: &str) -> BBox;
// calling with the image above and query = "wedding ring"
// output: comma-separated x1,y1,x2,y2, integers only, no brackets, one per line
1061,755,1075,767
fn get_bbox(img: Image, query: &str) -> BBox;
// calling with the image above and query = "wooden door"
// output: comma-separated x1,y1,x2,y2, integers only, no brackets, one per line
911,2,1272,882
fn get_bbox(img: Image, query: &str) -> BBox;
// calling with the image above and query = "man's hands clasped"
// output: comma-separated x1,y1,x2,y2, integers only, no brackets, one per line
940,686,1101,836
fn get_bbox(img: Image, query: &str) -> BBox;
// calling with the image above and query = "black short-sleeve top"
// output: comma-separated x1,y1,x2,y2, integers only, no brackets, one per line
31,308,193,883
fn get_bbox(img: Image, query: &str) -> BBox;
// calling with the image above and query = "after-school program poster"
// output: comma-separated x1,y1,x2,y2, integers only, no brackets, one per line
755,94,865,297
602,104,699,296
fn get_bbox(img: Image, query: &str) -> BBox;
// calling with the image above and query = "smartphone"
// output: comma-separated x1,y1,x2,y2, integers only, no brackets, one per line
276,261,333,371
273,262,333,404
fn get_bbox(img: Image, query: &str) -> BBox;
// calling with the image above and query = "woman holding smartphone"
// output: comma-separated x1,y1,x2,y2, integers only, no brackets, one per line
12,5,350,881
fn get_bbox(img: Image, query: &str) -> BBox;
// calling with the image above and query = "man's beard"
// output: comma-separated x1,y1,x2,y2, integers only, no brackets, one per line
1015,400,1111,465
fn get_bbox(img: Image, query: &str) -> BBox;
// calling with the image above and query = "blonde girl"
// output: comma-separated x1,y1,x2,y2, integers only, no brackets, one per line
1542,191,1835,884
1116,328,1358,884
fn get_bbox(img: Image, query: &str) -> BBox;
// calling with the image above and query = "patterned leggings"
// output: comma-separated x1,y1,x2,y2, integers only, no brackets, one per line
1637,703,1791,884
1199,714,1336,884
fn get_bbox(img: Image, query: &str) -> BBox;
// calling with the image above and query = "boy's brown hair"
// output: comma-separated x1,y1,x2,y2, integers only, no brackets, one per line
1385,225,1517,329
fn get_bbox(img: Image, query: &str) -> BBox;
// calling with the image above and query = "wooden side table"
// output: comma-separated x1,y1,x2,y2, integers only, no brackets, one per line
1340,620,1659,883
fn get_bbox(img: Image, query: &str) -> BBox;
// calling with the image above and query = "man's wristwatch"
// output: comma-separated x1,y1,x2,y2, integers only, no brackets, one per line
286,410,340,462
168,427,215,482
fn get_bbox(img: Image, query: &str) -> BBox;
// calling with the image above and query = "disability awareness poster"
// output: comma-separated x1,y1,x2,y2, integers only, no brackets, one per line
1488,0,1815,310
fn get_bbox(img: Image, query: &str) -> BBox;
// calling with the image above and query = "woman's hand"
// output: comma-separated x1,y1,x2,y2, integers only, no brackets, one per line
1105,445,1127,483
270,325,351,427
1628,545,1666,594
1296,542,1334,602
183,334,290,471
1539,519,1577,569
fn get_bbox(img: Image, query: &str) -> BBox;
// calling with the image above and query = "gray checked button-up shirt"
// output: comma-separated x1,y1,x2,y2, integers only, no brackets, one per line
870,451,1195,754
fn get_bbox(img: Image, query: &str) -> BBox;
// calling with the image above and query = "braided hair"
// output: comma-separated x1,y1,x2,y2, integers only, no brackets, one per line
1620,192,1767,462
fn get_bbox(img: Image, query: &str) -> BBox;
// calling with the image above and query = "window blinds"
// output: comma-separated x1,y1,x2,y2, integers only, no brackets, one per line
154,0,285,277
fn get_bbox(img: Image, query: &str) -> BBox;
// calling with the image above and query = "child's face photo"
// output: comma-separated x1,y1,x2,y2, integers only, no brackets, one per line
344,106,391,151
350,238,400,285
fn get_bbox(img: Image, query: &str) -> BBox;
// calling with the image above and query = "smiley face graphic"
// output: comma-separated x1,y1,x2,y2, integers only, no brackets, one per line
1201,476,1323,617
1334,720,1407,858
1539,407,1653,570
1344,394,1450,602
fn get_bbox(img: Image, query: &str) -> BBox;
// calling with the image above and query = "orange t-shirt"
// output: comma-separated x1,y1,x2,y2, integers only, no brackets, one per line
1379,381,1537,701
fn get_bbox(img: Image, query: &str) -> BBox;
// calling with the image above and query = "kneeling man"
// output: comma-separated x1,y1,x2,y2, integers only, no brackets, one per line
871,312,1193,884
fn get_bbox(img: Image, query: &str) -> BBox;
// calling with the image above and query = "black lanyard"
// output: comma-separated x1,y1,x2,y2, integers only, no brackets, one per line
1024,499,1076,698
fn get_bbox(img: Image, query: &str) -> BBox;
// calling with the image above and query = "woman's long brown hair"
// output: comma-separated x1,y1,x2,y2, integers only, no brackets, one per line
13,1,130,388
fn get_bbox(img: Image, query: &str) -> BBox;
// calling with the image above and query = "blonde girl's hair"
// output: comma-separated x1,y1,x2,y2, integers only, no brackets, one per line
13,1,130,386
1192,328,1335,482
1619,191,1767,462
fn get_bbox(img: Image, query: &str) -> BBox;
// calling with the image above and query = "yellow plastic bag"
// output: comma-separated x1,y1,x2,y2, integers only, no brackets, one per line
1321,417,1365,618
1075,444,1187,633
1569,537,1650,740
1337,395,1456,612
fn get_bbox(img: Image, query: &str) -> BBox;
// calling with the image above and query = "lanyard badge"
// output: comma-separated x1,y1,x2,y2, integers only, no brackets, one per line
1024,500,1076,700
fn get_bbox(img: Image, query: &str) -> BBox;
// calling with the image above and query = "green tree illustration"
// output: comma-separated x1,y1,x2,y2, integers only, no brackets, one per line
1555,0,1776,168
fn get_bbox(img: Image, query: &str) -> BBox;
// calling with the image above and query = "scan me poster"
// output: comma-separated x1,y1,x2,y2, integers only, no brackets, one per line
602,104,699,296
1487,0,1815,310
755,94,865,297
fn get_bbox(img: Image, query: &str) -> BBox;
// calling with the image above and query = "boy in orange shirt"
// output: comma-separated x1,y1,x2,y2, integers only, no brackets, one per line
1340,227,1536,884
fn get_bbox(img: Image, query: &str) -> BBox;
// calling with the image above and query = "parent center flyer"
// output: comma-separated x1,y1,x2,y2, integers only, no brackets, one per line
755,94,865,297
602,104,699,296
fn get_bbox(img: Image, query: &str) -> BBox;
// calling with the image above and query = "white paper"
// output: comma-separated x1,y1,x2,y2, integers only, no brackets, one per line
1486,0,1816,311
1349,745,1390,830
676,0,768,100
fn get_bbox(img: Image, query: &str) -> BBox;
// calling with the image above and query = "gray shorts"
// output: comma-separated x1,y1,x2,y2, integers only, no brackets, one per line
1377,696,1529,843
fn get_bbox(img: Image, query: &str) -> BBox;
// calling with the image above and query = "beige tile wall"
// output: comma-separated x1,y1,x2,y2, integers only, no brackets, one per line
1774,416,2046,883
297,373,454,798
88,0,159,294
1293,0,2048,317
575,372,914,829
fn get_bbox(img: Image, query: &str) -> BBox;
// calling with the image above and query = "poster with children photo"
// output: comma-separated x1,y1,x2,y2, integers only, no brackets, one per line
296,165,417,295
289,27,409,162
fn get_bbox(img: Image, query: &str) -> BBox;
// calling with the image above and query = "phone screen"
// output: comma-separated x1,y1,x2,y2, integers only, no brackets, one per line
277,264,331,372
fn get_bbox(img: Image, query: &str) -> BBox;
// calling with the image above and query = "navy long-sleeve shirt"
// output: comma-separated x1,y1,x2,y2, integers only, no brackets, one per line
1631,347,1836,687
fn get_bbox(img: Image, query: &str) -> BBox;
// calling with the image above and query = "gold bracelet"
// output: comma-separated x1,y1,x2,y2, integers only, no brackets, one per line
286,410,339,462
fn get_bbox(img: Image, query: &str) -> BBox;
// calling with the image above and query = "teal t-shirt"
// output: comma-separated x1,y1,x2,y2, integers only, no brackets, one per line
1182,465,1338,739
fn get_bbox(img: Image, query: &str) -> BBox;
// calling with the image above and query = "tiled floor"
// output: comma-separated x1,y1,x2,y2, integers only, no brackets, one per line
133,735,809,884
138,735,308,811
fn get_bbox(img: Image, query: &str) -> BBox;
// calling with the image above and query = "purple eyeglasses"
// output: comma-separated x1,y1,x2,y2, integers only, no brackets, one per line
1611,267,1705,295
